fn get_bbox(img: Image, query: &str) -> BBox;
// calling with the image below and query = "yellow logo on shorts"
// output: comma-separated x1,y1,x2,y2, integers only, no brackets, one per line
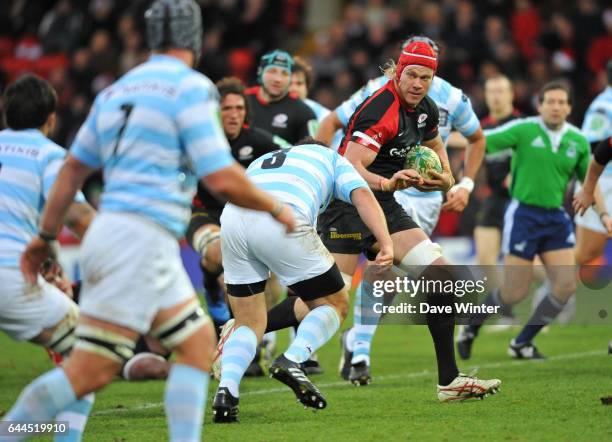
330,232,362,240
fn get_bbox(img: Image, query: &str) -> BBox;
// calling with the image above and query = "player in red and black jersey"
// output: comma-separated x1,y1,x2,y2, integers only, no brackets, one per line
245,50,317,146
186,77,280,335
474,75,523,268
318,41,502,401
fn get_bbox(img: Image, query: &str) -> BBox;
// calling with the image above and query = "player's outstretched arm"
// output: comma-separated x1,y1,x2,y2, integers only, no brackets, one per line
573,137,610,215
21,155,96,283
442,127,484,212
202,163,295,232
315,111,343,146
350,187,393,265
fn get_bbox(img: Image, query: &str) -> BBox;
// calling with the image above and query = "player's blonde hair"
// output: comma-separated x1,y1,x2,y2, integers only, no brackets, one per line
381,59,397,79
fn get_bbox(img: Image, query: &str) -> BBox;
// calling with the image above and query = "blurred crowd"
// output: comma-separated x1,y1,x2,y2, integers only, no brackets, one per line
0,0,610,235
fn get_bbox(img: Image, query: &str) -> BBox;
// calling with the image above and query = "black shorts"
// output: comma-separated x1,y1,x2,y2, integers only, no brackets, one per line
318,198,419,255
185,206,223,247
475,195,509,229
226,263,345,301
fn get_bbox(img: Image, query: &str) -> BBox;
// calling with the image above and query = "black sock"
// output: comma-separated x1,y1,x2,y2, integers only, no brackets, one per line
515,293,565,344
265,297,299,333
426,295,460,386
468,289,510,334
202,266,222,293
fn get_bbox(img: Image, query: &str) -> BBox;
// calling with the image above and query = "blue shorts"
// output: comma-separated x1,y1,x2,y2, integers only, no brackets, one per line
502,200,575,260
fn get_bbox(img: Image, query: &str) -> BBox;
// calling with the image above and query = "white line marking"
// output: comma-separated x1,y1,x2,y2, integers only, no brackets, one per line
93,350,604,416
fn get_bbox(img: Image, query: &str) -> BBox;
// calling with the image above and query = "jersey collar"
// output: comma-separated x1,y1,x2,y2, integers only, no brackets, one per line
537,117,569,153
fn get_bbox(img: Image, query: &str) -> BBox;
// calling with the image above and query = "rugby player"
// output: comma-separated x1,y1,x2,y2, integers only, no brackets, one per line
212,139,393,422
4,2,294,440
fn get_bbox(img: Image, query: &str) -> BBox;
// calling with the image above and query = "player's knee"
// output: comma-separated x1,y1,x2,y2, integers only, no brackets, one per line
204,240,222,270
551,279,576,299
332,290,350,321
575,245,603,265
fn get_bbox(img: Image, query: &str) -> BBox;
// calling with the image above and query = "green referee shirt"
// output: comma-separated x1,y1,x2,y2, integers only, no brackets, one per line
485,116,590,209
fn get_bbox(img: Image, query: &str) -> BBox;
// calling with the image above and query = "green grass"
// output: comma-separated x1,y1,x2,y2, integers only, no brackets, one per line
1,323,611,441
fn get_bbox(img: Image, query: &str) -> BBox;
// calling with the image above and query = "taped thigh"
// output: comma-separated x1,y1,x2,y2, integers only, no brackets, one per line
150,299,210,350
73,324,136,364
193,226,221,257
397,239,443,278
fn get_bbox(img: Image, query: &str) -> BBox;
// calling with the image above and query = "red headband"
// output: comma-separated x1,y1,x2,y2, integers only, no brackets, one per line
396,41,438,81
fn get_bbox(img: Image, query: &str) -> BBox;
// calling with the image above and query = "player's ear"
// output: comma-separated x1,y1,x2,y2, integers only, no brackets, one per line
42,112,57,137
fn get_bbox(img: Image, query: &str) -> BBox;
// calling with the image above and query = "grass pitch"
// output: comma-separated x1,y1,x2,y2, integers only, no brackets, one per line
1,322,610,441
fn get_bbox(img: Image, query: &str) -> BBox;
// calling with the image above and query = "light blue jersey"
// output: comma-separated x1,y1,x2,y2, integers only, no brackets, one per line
304,98,343,150
336,75,480,198
0,129,84,268
304,98,330,121
70,54,234,237
246,144,368,225
581,85,611,176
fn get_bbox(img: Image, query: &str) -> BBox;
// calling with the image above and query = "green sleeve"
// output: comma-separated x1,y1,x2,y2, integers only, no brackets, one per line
576,140,591,182
484,120,522,153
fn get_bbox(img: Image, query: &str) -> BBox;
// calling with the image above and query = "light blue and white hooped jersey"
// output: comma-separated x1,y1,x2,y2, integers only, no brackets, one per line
70,54,235,238
246,144,368,225
581,86,611,176
335,74,480,198
0,129,84,268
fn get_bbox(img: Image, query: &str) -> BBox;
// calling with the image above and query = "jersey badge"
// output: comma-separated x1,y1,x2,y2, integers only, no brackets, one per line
272,113,288,128
531,136,546,148
238,146,254,161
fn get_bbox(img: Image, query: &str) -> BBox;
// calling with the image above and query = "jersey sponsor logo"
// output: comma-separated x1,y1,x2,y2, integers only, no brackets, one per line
238,146,254,161
272,113,288,128
418,113,428,128
329,228,362,240
531,136,546,148
389,145,417,158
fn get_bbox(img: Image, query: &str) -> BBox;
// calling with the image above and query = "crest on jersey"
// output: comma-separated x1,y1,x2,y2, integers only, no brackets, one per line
418,113,428,124
566,142,576,158
239,146,254,160
272,113,288,128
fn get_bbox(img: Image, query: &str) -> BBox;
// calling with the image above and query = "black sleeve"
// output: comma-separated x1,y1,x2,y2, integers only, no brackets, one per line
422,96,440,142
593,137,612,166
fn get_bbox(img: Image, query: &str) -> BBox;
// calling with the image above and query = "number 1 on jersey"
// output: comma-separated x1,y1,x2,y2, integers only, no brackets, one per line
112,103,134,156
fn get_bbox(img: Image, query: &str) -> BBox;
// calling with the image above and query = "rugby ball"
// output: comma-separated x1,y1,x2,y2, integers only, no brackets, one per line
404,145,442,179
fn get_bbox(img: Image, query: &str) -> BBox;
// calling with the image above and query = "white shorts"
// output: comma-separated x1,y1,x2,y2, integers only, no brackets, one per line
79,212,194,334
0,268,73,341
574,174,612,235
220,204,334,287
393,190,443,236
